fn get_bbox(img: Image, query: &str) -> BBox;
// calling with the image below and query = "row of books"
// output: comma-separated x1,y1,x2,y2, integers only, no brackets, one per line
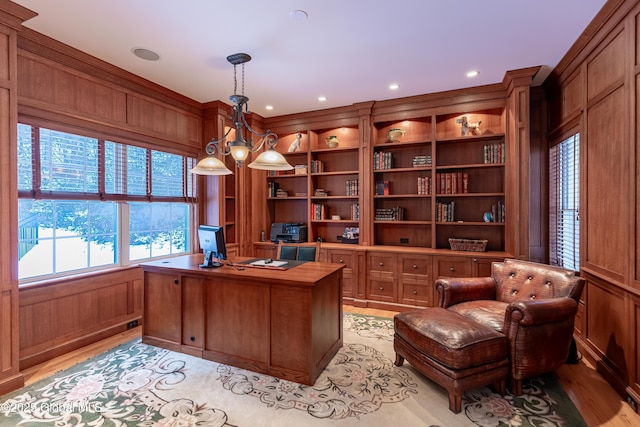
417,176,432,195
346,179,359,196
267,181,280,197
311,203,360,221
413,155,432,167
310,159,324,173
491,200,506,223
373,151,393,170
436,201,455,222
311,203,326,220
351,204,360,220
484,143,505,164
375,207,405,221
435,172,469,194
375,180,391,196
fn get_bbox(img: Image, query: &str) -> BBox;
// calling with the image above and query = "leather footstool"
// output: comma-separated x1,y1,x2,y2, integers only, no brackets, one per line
394,307,508,413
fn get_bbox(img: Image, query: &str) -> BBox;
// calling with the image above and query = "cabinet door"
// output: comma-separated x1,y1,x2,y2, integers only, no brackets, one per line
182,276,204,349
144,272,181,344
399,254,432,306
471,257,501,277
434,255,472,279
328,249,355,298
367,253,396,302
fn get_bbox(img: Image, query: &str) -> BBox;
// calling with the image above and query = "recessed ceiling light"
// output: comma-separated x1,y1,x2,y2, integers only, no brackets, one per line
466,70,479,78
265,105,274,111
290,9,308,22
131,47,161,61
318,96,327,102
389,83,400,90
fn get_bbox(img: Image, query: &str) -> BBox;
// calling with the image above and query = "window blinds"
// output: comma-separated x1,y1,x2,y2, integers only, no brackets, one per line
549,134,580,271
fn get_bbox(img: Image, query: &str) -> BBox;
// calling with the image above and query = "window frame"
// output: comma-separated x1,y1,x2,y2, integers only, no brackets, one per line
549,132,580,271
17,122,199,284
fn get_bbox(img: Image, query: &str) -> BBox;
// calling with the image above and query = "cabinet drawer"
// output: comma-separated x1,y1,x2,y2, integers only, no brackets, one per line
402,257,431,275
329,250,354,270
369,280,395,300
401,284,431,306
435,257,472,278
369,254,395,273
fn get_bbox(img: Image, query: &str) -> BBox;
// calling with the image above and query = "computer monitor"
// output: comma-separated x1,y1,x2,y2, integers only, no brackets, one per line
198,225,227,268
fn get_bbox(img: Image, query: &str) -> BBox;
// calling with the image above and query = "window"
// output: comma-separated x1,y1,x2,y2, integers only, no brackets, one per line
17,124,197,282
549,133,580,270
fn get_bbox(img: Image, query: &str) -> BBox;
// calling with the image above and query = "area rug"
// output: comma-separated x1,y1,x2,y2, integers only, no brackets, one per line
0,313,586,427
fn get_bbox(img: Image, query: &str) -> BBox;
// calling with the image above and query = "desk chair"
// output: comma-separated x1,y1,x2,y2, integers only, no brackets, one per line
276,241,320,262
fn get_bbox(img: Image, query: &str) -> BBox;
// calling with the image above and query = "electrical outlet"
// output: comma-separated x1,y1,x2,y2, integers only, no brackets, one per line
126,320,139,329
400,238,409,244
627,394,638,412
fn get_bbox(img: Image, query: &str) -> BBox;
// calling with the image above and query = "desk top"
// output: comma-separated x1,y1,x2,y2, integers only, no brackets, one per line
141,254,344,285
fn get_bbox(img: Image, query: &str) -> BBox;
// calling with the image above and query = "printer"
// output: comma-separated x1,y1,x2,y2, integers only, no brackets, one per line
270,222,308,243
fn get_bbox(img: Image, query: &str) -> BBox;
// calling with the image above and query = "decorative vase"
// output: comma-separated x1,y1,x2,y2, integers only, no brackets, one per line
386,128,405,142
325,135,339,148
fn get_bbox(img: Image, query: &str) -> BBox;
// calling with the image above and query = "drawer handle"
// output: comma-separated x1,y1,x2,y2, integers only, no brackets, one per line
473,258,478,262
379,262,384,267
449,267,455,272
412,290,417,295
339,259,344,263
412,264,417,269
379,286,384,291
174,279,179,285
190,336,195,342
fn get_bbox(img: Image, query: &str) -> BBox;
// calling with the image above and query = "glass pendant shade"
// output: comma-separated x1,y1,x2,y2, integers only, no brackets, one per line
230,144,250,162
190,156,232,175
248,148,294,170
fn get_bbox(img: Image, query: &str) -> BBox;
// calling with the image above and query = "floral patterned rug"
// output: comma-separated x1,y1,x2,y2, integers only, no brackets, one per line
0,313,586,426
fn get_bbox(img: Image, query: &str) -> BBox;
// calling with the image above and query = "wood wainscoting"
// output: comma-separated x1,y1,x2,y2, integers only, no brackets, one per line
18,266,143,370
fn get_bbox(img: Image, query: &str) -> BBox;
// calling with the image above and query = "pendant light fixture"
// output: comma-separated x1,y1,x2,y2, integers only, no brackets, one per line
191,53,293,175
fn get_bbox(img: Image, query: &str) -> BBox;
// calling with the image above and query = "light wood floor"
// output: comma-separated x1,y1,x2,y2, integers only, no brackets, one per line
19,305,640,427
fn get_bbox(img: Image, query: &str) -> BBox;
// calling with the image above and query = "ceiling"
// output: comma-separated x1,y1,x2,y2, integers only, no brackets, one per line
13,0,607,118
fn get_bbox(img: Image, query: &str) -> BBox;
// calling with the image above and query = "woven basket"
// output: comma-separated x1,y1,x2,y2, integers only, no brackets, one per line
448,238,488,252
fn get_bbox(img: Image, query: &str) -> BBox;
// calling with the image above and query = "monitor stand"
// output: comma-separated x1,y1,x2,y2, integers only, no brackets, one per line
200,252,223,268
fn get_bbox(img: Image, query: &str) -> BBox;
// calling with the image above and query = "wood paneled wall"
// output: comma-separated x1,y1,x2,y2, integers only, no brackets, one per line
0,1,37,395
4,6,213,383
18,267,143,369
17,28,203,156
544,0,640,405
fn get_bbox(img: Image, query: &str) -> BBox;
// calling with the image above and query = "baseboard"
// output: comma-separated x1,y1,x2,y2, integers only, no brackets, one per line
19,319,141,370
0,373,25,395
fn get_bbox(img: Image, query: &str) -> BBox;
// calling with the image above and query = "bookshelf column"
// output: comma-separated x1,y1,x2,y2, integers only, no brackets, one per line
0,1,37,394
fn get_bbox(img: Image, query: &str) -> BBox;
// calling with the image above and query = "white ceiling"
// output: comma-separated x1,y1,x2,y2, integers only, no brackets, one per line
14,0,607,118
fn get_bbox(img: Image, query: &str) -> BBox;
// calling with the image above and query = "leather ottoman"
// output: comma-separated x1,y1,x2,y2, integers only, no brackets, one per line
394,307,508,413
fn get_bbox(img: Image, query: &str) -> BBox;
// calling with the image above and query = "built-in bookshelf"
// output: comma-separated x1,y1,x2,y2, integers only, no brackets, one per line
308,126,360,243
261,107,506,251
371,108,506,251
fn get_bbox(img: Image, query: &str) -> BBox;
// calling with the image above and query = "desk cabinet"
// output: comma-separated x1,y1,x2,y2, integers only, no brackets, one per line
144,272,181,347
142,254,344,385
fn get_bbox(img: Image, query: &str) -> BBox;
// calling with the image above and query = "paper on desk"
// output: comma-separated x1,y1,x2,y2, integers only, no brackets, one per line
250,259,288,267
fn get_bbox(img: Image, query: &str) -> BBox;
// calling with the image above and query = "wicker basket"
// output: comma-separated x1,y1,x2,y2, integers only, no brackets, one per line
448,238,488,252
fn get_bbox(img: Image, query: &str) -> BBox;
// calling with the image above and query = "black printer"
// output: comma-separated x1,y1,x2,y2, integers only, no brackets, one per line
270,222,308,243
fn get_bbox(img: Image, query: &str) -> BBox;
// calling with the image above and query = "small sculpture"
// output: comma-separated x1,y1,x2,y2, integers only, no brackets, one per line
288,133,302,152
325,135,339,148
386,128,405,142
456,115,482,136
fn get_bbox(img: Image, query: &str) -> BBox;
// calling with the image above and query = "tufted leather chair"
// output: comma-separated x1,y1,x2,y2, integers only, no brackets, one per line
435,258,585,395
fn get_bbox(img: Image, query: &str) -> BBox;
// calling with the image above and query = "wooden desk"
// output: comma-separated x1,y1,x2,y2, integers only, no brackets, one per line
141,254,344,385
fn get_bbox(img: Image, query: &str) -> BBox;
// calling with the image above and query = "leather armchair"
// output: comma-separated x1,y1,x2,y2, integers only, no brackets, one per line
435,258,585,395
